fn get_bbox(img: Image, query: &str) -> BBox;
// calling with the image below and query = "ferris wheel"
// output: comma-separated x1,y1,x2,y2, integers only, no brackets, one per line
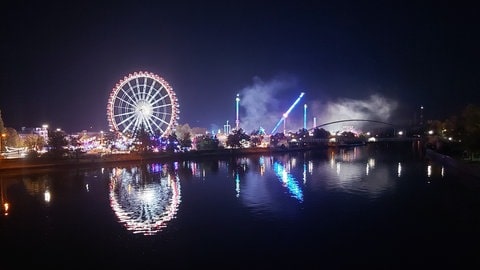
107,71,180,138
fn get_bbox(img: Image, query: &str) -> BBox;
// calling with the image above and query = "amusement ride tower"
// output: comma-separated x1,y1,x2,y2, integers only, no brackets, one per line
235,93,240,130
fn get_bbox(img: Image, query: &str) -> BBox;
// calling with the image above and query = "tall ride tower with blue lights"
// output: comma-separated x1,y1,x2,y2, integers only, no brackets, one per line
235,93,240,130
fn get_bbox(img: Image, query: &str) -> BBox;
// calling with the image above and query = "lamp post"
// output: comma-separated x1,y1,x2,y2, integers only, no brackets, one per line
0,133,6,153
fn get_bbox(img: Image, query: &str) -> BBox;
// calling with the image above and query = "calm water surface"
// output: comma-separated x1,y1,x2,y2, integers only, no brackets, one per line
1,142,480,268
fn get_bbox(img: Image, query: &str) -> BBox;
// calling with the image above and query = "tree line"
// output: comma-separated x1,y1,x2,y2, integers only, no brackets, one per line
1,103,479,159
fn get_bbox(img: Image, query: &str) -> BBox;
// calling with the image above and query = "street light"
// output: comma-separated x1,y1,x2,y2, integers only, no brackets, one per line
0,133,6,153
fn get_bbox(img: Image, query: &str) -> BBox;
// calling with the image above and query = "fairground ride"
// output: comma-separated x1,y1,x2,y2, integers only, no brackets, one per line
107,71,180,139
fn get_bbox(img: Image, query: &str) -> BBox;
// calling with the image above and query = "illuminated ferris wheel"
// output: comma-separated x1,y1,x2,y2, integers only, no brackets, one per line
107,71,180,138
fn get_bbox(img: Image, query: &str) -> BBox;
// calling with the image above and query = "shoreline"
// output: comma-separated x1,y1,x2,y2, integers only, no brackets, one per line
425,149,480,189
0,146,326,173
4,144,478,181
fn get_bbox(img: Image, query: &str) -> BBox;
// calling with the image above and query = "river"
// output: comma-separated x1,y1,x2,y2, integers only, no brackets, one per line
1,141,479,268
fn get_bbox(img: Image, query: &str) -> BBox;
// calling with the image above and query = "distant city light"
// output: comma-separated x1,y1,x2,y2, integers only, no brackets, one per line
44,190,51,202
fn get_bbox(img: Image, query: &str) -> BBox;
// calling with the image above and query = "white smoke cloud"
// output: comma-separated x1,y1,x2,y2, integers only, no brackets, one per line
238,76,297,133
238,75,399,134
310,94,398,132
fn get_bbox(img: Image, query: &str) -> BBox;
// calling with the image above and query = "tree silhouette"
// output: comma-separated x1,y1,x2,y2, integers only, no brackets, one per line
47,129,68,158
313,128,330,139
23,134,46,152
460,104,480,152
227,128,250,148
134,124,153,153
270,132,286,147
195,134,220,150
165,132,180,153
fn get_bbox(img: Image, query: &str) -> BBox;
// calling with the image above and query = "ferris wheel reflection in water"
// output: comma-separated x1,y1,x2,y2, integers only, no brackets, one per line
109,162,181,235
106,144,442,236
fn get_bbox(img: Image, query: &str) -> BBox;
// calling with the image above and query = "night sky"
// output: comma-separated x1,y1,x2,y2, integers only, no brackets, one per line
1,1,479,133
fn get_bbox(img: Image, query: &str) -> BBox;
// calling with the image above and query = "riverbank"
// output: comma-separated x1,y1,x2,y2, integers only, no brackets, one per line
4,145,479,182
425,148,480,189
0,146,322,172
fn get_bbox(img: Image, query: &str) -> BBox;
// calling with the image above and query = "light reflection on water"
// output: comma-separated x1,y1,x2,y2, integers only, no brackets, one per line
2,142,480,268
0,144,455,229
272,161,304,202
226,146,407,217
103,144,454,226
109,163,181,235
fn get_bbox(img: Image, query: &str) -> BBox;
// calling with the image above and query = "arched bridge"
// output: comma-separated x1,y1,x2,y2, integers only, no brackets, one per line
309,119,398,131
304,119,418,143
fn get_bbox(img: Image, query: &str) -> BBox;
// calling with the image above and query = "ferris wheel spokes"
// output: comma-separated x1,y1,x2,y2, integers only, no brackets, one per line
151,114,169,127
107,71,179,139
121,114,139,135
145,78,156,101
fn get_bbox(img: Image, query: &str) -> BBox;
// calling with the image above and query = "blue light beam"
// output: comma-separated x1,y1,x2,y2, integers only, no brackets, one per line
271,92,305,134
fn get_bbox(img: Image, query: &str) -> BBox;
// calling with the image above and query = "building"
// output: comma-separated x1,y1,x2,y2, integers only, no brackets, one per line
18,125,49,144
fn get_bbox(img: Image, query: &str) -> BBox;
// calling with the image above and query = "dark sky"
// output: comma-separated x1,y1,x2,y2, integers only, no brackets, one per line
1,0,479,133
